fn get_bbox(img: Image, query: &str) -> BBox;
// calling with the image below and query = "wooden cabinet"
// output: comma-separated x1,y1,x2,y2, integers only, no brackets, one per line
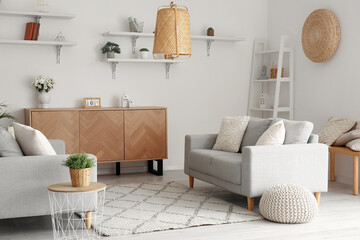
30,111,79,154
125,110,167,160
25,107,167,166
80,111,124,162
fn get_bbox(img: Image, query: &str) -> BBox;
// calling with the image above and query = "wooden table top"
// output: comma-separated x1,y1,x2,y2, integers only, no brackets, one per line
48,182,106,193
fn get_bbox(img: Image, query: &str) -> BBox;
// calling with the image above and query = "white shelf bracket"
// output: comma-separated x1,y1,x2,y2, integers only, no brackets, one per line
132,36,139,53
36,16,42,23
165,63,173,79
56,45,62,64
207,39,214,56
111,62,118,79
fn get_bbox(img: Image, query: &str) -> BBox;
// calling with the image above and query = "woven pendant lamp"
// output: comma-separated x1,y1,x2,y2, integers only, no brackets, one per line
153,2,191,59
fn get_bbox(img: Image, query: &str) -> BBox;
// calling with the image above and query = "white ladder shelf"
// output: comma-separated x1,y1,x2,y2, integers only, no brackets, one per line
247,35,294,119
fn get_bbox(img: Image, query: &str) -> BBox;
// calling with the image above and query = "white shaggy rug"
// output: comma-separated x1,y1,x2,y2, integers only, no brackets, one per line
99,181,262,237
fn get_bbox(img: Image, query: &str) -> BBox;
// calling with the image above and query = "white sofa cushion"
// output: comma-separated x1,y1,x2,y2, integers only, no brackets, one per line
272,119,313,144
256,120,285,146
13,122,56,156
213,116,250,153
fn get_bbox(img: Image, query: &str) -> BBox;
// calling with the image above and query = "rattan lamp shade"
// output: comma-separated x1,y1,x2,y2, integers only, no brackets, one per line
153,2,191,58
302,9,340,63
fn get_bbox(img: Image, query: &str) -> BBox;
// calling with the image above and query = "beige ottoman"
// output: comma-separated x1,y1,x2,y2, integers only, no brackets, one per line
259,184,318,223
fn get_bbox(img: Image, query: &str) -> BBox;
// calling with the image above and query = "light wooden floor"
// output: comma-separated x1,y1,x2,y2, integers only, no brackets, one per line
1,170,360,240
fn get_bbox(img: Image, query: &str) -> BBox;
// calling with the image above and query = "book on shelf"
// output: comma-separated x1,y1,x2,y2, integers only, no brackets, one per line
32,23,40,40
24,22,40,41
24,22,35,40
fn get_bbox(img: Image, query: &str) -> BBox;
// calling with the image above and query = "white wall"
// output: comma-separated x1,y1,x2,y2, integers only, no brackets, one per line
268,0,360,185
0,0,268,174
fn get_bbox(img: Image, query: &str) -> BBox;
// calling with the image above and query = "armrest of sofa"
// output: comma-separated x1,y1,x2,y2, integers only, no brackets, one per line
0,154,97,219
49,139,66,155
184,134,218,174
241,144,328,197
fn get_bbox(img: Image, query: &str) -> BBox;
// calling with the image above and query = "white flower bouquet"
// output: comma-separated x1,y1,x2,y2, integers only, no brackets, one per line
32,76,55,93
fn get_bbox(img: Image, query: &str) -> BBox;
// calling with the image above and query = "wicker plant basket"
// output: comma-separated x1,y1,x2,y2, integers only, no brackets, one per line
69,168,91,187
270,68,284,79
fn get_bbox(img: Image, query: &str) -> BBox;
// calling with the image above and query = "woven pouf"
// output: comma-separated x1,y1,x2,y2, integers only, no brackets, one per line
259,184,318,224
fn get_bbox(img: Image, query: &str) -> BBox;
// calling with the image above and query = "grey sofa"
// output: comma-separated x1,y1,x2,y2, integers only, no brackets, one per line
0,140,97,219
184,120,328,211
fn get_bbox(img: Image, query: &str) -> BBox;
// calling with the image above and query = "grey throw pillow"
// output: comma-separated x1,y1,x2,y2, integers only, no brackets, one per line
0,128,23,157
333,129,360,146
272,119,314,144
239,117,272,152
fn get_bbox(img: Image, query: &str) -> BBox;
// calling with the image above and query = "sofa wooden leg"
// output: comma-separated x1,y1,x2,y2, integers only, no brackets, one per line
247,197,254,211
189,176,194,188
314,192,321,205
86,212,92,229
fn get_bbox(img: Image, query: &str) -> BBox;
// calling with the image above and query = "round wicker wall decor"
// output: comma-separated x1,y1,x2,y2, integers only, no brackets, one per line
302,9,340,63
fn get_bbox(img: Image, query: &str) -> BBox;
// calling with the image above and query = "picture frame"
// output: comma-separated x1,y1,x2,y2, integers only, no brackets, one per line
83,97,101,108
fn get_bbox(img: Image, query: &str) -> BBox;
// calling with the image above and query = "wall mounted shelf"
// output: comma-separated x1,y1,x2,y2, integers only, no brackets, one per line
104,58,187,79
0,10,75,21
0,40,76,63
255,48,290,54
103,31,245,56
249,107,290,112
0,9,76,64
252,77,291,83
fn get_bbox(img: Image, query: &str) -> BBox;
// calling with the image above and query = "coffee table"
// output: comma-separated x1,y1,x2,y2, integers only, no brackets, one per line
48,182,106,239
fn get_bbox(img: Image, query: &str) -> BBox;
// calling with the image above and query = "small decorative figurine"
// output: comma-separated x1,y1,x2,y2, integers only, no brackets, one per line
121,93,130,108
55,31,66,42
258,65,267,80
260,93,266,109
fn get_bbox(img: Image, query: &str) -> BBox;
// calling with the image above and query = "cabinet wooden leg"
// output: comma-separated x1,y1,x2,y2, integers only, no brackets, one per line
86,212,92,229
247,197,254,211
353,156,359,195
314,192,321,205
330,152,335,181
189,176,194,188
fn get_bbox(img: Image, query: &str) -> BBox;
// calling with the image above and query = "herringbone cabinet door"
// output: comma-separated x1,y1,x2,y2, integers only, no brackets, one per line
80,111,124,162
125,110,167,160
31,111,80,154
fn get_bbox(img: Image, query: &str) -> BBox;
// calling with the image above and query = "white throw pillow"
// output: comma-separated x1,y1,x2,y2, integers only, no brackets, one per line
213,116,250,152
256,120,285,146
12,122,56,156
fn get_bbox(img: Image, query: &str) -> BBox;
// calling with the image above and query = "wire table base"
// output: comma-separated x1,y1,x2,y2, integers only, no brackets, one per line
48,184,106,240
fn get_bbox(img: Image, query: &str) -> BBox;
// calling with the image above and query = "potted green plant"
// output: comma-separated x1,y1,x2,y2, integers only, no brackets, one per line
0,103,15,122
101,42,121,58
63,154,95,187
139,48,151,59
207,27,214,36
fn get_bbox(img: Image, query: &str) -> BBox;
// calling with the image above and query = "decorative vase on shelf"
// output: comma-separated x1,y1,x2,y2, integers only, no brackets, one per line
139,48,151,59
107,52,115,58
207,27,214,36
38,92,51,108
